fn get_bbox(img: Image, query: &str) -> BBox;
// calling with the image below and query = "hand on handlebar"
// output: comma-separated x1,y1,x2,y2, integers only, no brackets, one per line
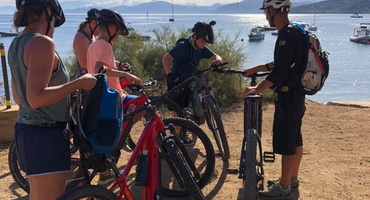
242,86,258,96
126,73,143,86
211,59,223,67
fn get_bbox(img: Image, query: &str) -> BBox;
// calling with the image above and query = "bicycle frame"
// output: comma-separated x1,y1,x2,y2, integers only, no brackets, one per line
111,106,164,200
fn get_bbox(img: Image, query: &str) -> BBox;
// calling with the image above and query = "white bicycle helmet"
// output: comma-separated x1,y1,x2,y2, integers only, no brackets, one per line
260,0,291,11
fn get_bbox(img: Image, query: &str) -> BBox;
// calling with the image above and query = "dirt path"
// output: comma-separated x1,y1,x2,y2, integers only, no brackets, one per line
1,100,369,199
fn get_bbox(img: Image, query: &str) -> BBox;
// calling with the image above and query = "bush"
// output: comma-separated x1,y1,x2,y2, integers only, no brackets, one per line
63,26,275,106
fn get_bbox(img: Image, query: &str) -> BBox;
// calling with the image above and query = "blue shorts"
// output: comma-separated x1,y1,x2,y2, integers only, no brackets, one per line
14,122,71,176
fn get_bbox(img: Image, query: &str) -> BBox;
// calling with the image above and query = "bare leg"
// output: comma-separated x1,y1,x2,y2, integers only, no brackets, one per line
280,146,303,186
280,155,296,186
29,172,67,200
292,146,303,178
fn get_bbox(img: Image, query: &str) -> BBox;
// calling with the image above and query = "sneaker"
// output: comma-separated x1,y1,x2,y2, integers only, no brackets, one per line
97,171,115,185
267,178,299,189
258,183,291,200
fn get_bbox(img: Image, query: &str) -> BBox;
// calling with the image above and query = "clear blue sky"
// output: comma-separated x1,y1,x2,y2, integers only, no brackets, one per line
0,0,316,7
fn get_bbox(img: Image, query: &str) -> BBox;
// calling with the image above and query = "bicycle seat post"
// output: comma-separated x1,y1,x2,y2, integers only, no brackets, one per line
243,95,263,138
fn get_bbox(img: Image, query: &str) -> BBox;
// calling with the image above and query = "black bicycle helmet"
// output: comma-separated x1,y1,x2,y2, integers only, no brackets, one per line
97,9,128,36
86,8,99,21
16,0,65,27
191,21,216,44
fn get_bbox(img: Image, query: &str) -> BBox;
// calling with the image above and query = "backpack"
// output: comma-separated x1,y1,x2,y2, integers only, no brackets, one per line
174,38,193,64
76,74,123,154
292,24,329,95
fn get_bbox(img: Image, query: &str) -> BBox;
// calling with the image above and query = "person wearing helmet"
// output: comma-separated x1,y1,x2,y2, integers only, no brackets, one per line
243,0,307,198
87,8,141,99
73,8,100,78
86,8,143,184
162,20,222,112
8,0,96,199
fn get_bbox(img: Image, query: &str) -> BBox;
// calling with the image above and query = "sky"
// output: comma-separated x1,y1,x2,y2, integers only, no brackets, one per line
0,0,315,7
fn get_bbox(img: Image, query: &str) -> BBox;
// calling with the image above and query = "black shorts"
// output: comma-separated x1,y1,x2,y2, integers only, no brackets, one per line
15,122,71,176
272,88,306,155
168,81,192,110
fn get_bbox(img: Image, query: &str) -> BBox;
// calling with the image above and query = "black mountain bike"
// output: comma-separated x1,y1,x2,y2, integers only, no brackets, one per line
212,67,275,200
171,62,230,161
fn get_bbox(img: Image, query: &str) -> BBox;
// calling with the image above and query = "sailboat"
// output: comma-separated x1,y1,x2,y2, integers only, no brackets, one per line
308,0,318,31
169,0,174,22
350,3,363,18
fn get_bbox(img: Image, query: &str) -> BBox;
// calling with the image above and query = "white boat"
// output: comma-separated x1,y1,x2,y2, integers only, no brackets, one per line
248,28,265,41
308,0,318,31
349,23,370,44
351,3,363,18
271,30,278,36
350,13,363,18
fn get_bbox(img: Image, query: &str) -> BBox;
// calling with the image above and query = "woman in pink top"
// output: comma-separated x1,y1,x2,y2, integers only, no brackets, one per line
86,8,143,185
87,9,143,104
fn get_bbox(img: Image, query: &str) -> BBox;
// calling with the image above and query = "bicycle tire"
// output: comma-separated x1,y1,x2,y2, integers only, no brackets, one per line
203,95,230,160
160,117,215,197
8,139,85,193
56,185,117,200
125,97,184,151
244,129,258,200
150,96,185,118
162,138,205,200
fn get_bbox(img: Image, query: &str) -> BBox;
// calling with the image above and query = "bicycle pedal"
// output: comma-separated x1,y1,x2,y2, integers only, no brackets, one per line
226,168,239,174
263,151,275,163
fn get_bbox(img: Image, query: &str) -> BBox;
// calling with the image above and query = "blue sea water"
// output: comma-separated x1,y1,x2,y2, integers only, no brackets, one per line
1,13,369,104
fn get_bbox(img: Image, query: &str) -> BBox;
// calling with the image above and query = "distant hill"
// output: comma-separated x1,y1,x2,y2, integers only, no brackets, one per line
1,0,369,14
292,0,370,14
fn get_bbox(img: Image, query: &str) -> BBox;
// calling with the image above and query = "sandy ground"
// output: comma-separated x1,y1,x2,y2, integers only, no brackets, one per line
0,99,369,199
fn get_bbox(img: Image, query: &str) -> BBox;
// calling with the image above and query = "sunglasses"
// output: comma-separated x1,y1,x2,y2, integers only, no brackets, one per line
264,9,268,15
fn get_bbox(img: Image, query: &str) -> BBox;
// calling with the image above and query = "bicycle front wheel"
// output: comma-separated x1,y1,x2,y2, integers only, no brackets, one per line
204,95,230,160
56,185,117,200
244,128,260,200
161,117,215,198
161,138,205,200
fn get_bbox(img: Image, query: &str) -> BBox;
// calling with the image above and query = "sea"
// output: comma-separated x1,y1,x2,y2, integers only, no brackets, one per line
1,13,369,104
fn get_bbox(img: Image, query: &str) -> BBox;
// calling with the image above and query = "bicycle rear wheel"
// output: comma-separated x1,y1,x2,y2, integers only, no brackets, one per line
243,129,262,200
56,185,117,200
203,95,230,160
150,96,184,119
160,117,215,198
161,137,204,200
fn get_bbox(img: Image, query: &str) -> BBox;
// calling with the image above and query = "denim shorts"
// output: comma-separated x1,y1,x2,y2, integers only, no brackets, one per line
14,122,71,176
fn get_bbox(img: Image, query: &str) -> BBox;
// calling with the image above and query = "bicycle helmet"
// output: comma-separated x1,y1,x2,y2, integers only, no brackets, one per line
98,9,128,36
86,8,100,21
260,0,291,12
191,21,216,44
16,0,65,27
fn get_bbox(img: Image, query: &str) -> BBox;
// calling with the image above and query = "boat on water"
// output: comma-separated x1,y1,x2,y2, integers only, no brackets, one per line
0,31,19,37
169,0,174,22
248,27,265,41
349,23,370,44
308,0,318,32
350,13,363,18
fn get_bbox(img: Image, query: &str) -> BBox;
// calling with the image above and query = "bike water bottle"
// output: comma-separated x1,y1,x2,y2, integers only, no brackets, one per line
135,150,149,186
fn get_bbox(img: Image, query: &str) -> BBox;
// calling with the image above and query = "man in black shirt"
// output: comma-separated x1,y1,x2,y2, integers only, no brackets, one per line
243,0,307,199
